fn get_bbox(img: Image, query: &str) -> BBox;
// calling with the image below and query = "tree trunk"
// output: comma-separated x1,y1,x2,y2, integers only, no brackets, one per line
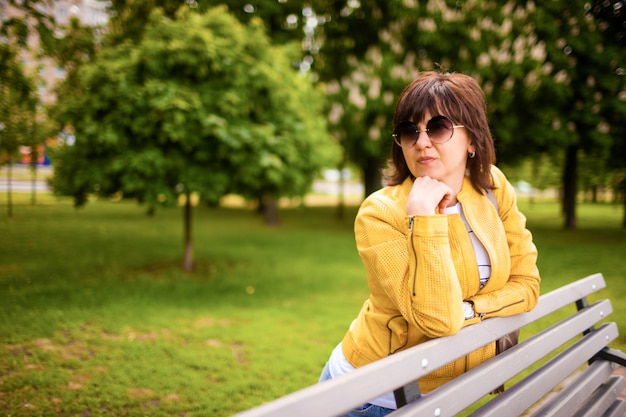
622,192,626,229
336,163,346,220
7,162,12,219
622,178,626,229
363,156,382,198
30,162,37,205
591,185,597,203
562,145,578,230
262,195,280,226
182,191,193,272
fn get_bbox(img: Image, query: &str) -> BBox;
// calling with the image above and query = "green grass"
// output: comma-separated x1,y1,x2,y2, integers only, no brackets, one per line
0,193,624,416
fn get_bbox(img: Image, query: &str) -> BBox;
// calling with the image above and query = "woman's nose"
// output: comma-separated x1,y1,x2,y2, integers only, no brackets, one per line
414,130,431,148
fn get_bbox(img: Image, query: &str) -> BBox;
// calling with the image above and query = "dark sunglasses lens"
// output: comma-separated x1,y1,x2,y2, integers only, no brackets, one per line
397,122,418,146
427,116,453,142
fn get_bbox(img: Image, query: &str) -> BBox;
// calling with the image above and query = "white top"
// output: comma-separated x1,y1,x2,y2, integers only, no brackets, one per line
445,203,491,288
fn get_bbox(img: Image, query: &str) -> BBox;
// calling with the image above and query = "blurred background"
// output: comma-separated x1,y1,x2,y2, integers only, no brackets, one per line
1,1,625,416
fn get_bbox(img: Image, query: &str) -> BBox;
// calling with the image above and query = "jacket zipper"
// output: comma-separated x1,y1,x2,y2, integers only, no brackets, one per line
461,204,491,295
409,216,419,296
479,299,525,320
459,203,525,316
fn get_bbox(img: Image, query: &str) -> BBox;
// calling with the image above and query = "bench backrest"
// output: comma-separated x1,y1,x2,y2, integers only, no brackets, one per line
233,273,626,417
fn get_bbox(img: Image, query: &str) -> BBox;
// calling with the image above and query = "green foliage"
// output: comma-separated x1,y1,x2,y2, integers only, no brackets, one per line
524,0,624,154
3,0,56,50
104,0,183,45
500,154,562,192
7,0,626,226
199,0,307,45
305,1,557,191
51,6,338,209
212,0,623,207
0,194,624,415
0,44,39,166
0,5,44,163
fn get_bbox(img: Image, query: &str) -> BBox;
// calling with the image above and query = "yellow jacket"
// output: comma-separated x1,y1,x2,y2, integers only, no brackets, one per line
341,166,541,393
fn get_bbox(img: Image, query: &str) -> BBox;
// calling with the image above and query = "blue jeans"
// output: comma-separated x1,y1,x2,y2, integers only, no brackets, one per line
318,362,394,417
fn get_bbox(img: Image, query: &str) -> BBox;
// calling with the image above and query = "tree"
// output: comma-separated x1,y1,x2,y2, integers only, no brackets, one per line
518,0,626,229
50,6,337,271
310,1,548,197
2,0,80,212
0,69,38,218
0,27,40,218
103,0,308,50
104,0,185,46
21,109,50,206
200,0,307,46
305,0,624,230
590,0,626,227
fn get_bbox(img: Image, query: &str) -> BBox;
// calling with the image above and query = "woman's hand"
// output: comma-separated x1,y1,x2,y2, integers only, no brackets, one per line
406,176,454,216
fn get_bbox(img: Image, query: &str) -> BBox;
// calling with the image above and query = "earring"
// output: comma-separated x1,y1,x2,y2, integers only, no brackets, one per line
468,151,476,158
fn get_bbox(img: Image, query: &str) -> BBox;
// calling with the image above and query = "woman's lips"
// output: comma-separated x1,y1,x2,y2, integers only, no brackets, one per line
417,156,436,164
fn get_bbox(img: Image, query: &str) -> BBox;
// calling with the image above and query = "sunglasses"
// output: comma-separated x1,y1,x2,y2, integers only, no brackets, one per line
393,116,465,147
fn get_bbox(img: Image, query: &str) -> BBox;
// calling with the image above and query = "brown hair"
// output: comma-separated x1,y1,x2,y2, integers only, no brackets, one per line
384,71,495,193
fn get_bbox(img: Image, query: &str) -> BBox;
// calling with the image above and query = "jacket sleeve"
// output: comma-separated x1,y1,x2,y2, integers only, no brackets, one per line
355,196,466,338
468,170,541,318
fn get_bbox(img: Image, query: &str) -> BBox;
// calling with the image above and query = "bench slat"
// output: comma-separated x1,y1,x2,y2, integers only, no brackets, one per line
572,375,624,417
392,321,619,417
529,360,615,417
231,273,608,417
468,322,619,417
600,399,626,417
501,274,605,327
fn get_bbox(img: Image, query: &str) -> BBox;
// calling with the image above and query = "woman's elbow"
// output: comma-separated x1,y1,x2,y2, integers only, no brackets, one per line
417,314,464,338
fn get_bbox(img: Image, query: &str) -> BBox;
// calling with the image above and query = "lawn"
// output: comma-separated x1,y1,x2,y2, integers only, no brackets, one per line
0,192,624,416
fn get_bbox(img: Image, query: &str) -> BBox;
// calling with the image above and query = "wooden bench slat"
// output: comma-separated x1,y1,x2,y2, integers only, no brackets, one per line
572,375,624,417
392,321,619,417
529,360,615,417
467,322,619,417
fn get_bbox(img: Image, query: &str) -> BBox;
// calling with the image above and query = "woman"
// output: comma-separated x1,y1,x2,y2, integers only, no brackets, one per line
319,71,541,417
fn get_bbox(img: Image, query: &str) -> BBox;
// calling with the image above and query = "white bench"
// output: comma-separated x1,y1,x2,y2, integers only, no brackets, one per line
233,273,626,417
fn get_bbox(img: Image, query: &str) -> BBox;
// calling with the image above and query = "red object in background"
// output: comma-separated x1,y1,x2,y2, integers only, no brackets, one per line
18,143,51,166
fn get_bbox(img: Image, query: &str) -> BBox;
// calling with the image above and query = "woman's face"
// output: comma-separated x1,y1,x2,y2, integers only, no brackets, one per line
400,111,475,191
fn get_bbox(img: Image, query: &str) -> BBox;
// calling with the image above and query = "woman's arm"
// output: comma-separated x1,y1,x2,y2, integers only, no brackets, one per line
468,171,541,319
355,195,466,337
